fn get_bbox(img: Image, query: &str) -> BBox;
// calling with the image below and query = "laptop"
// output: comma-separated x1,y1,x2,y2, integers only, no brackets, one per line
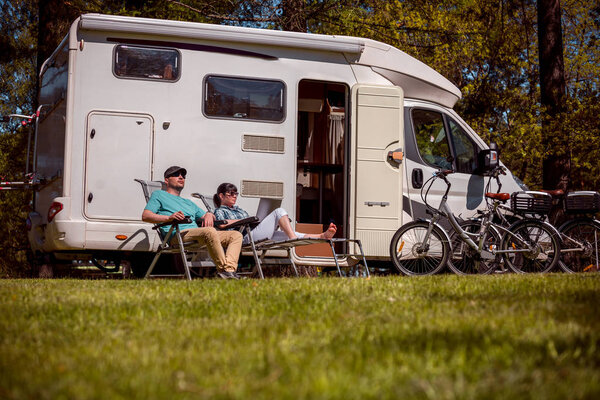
255,197,281,221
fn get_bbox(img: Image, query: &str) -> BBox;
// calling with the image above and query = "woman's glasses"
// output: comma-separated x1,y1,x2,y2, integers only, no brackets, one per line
225,191,239,197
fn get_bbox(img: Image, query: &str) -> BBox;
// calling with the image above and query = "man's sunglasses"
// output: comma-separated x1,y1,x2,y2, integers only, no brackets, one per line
168,172,186,179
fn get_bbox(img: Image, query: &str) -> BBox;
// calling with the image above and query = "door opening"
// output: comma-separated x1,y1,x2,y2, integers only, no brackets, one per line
296,80,348,250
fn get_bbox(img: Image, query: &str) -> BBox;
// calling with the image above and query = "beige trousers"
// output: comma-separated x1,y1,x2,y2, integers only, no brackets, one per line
180,227,242,272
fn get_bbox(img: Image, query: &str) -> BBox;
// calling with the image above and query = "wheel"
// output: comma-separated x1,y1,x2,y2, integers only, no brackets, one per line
558,219,600,273
502,220,560,273
447,220,501,275
389,221,449,276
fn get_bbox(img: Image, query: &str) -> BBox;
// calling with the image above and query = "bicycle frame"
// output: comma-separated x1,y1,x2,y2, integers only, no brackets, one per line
422,172,549,258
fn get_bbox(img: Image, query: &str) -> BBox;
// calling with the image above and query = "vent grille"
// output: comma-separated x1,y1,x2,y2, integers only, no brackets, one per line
241,180,284,199
242,134,285,153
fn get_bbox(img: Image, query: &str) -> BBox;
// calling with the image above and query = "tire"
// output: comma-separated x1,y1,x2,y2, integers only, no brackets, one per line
389,221,449,276
447,220,500,275
558,219,600,273
502,220,560,273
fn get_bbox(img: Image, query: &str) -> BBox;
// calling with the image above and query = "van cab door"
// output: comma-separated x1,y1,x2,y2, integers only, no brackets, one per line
350,85,404,256
405,107,486,221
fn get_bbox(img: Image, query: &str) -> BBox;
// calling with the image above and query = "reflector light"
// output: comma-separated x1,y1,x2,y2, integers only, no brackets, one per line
48,202,63,222
115,235,128,240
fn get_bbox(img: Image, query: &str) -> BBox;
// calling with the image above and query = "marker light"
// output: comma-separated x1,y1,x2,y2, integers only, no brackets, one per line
47,202,63,222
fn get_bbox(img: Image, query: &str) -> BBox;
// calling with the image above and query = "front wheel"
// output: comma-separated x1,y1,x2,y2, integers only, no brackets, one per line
501,220,560,273
389,221,449,276
558,219,600,273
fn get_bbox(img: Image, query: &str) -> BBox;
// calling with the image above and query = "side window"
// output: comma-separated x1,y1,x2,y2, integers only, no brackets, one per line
114,45,180,81
448,119,480,174
204,76,285,122
412,109,452,170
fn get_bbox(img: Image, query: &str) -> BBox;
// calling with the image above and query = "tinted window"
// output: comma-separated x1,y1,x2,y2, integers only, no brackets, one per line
448,119,479,174
412,109,452,170
204,76,285,122
114,45,180,81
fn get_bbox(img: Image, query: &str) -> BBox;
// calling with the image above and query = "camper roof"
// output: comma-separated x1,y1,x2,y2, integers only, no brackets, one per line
78,14,462,107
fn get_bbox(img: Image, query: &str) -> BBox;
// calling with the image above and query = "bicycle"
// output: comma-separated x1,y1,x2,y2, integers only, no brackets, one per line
389,169,561,276
542,191,600,273
482,180,600,274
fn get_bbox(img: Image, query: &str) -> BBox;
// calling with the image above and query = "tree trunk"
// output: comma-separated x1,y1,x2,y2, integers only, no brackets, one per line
537,0,568,190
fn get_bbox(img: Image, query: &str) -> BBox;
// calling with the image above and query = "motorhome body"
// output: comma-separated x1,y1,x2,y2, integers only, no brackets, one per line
28,14,524,272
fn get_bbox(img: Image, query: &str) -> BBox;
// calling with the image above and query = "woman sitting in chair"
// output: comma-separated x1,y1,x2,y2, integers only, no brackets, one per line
213,182,336,243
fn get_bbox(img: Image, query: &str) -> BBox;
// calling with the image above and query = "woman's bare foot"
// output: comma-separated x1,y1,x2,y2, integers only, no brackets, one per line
320,223,337,239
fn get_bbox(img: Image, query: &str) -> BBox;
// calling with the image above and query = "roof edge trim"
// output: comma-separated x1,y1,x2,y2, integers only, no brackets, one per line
79,14,365,54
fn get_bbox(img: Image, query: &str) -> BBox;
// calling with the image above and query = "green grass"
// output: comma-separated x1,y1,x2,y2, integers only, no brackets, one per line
1,275,599,399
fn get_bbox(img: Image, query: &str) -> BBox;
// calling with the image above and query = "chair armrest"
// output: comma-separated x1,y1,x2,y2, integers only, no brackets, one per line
220,216,260,230
153,216,192,230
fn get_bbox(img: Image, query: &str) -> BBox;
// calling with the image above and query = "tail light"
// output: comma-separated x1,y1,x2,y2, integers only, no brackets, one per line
48,202,63,222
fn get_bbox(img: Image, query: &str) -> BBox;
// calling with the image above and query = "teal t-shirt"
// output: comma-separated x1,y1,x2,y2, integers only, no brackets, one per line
144,190,206,235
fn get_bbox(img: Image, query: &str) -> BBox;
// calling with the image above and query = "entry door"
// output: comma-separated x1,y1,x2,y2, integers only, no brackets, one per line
84,111,153,220
351,85,404,256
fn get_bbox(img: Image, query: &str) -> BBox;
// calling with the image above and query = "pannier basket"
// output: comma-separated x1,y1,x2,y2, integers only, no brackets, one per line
510,191,553,215
564,191,600,213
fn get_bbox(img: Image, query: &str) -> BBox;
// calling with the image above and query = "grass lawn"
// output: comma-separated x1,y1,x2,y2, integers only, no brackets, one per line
0,274,599,399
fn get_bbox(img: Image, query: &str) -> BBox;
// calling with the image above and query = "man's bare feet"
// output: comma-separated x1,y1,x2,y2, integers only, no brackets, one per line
321,223,337,239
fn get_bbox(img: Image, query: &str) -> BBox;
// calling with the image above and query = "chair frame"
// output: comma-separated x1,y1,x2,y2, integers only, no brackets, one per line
191,193,370,278
136,179,216,280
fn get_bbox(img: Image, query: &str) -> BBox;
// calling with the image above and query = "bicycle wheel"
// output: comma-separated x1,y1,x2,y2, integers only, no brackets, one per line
558,219,600,273
447,220,501,275
389,221,449,276
502,220,560,273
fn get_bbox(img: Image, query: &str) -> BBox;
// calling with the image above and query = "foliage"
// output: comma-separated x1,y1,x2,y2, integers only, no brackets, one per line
1,275,599,399
308,0,600,190
0,0,38,276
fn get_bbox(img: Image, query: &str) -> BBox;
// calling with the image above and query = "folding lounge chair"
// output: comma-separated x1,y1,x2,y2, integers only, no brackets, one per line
135,179,217,280
191,193,370,279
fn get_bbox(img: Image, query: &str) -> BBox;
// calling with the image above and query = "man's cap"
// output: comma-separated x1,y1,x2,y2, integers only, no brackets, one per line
164,166,187,178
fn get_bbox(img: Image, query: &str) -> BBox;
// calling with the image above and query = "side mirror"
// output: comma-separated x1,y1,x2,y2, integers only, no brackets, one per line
476,142,499,174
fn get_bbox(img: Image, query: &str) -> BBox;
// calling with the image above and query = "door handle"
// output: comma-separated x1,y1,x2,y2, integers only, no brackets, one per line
365,201,390,207
387,148,403,165
412,168,423,189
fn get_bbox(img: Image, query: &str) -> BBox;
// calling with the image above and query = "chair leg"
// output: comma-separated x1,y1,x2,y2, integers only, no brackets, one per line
356,240,370,277
246,228,264,279
329,240,343,277
175,228,192,281
287,248,299,277
145,251,162,279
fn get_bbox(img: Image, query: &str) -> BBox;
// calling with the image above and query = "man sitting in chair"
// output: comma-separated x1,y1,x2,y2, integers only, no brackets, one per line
142,166,243,280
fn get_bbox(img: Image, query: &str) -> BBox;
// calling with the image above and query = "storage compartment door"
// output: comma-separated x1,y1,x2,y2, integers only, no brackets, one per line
351,85,404,256
84,111,153,220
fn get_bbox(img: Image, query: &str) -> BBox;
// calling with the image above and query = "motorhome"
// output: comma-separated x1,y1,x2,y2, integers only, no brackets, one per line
27,13,524,274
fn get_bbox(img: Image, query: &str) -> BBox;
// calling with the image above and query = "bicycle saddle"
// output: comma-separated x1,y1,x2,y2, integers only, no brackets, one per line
485,192,510,201
540,189,564,197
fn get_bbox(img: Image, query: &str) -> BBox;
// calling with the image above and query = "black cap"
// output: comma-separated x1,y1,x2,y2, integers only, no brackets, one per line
164,166,187,179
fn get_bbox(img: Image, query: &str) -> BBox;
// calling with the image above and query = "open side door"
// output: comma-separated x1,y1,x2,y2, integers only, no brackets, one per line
350,85,404,256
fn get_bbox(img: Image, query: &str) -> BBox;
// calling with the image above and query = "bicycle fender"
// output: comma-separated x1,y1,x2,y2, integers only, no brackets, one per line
557,218,600,232
509,219,560,237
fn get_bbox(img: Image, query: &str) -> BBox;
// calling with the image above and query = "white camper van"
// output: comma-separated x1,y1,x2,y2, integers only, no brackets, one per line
27,14,524,274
